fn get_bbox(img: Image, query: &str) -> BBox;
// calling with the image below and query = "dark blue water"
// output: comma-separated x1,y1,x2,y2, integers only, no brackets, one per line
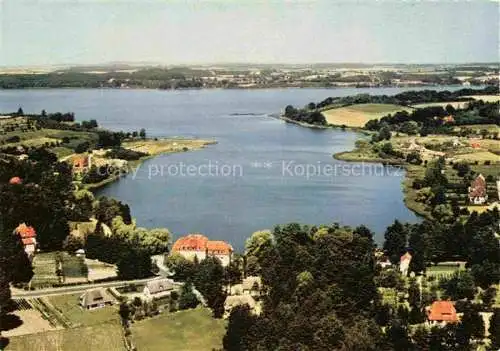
0,87,469,250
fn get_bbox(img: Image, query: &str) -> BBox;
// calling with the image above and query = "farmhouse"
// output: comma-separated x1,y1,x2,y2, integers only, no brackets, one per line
468,174,488,205
14,223,37,258
79,288,114,310
399,252,412,276
143,278,175,299
426,301,458,326
171,234,233,266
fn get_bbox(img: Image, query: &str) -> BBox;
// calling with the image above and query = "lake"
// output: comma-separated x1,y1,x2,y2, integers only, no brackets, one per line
0,86,470,250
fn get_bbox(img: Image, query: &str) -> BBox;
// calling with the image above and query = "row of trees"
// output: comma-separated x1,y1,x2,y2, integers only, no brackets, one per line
311,86,498,110
365,101,499,134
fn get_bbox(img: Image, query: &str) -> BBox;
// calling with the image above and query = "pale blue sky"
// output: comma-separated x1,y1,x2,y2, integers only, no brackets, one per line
1,0,498,66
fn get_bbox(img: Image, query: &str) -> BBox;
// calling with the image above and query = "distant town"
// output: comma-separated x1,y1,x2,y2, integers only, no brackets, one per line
0,63,498,89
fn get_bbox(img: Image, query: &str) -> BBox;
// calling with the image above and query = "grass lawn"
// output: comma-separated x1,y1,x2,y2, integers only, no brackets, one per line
453,151,500,163
6,321,125,351
46,293,119,327
322,104,413,127
131,308,226,351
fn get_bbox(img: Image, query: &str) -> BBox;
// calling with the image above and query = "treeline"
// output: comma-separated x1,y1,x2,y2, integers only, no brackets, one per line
365,100,500,136
0,68,209,89
311,86,498,110
283,105,327,126
223,207,500,350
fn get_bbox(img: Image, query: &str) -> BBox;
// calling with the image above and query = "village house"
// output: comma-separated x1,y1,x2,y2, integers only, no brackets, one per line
426,301,458,326
9,176,22,185
143,278,175,299
231,276,262,296
171,234,233,266
468,174,488,205
14,223,37,258
399,252,412,276
72,155,91,174
79,288,114,310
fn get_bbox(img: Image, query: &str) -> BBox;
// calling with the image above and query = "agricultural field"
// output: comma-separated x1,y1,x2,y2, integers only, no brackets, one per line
412,101,469,109
123,138,215,157
322,103,414,127
30,253,60,289
0,127,98,159
130,308,226,351
464,95,500,102
2,300,60,338
45,293,119,327
5,321,125,351
426,262,465,279
30,252,89,288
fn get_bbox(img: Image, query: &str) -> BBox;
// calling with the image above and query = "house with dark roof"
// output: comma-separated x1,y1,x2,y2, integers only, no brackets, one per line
79,288,114,310
427,301,458,326
468,174,488,205
171,234,233,266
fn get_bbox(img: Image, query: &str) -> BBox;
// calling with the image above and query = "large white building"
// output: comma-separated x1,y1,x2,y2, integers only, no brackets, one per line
171,234,233,266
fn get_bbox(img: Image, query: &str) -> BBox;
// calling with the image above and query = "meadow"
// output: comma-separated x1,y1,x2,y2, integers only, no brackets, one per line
322,103,414,127
130,308,226,351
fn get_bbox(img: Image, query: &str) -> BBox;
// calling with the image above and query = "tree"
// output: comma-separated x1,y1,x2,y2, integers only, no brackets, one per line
164,252,196,281
244,230,273,276
480,286,496,310
194,257,226,318
460,302,484,340
490,308,500,350
0,219,33,342
178,281,199,310
139,128,146,139
117,243,153,280
440,271,476,300
383,220,408,264
385,320,412,351
379,125,392,140
408,224,428,274
223,305,256,351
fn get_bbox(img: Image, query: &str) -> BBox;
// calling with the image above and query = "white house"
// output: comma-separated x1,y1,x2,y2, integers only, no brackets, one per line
399,252,412,276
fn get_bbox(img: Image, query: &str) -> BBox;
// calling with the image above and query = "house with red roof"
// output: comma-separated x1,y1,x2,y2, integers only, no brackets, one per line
9,176,22,185
14,223,37,258
468,174,488,205
172,234,233,266
72,155,91,174
427,301,458,326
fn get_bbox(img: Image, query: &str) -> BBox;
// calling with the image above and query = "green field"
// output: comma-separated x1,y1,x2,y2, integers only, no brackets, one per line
0,127,98,159
47,293,119,327
131,308,226,351
6,321,125,351
322,104,413,127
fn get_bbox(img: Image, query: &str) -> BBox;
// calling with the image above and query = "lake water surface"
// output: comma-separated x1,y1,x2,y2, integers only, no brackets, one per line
0,86,470,250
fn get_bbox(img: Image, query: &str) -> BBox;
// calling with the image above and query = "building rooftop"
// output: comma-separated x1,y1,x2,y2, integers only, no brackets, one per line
427,301,458,322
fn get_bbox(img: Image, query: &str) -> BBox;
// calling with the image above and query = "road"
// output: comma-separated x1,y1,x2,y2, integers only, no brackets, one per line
12,277,154,299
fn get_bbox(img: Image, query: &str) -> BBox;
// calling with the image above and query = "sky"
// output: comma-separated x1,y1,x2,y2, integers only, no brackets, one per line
0,0,498,66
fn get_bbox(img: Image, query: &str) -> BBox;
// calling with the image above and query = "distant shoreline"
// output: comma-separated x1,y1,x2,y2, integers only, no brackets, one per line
0,83,475,91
